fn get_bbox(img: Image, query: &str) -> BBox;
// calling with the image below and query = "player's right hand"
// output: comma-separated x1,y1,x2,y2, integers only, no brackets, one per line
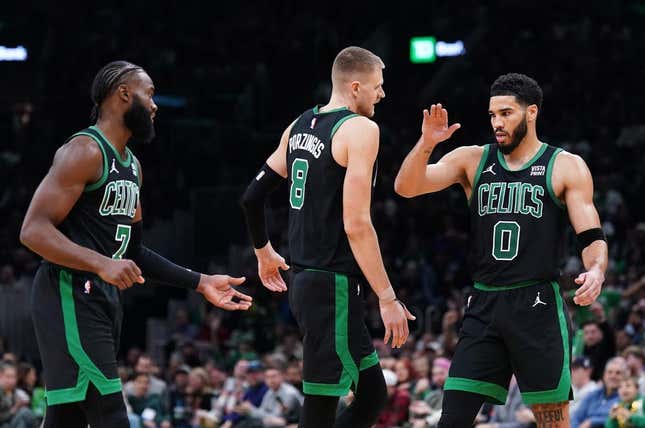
421,104,461,147
380,299,416,349
98,258,145,290
254,242,290,292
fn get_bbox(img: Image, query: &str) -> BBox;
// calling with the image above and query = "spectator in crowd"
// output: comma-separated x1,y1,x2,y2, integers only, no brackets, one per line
15,364,35,399
167,365,191,428
185,367,214,426
126,372,170,428
571,357,599,417
605,376,645,428
215,359,249,425
125,355,168,397
395,357,418,396
375,369,410,428
284,361,303,394
572,357,628,428
583,304,617,381
238,366,303,428
0,361,36,428
407,357,451,427
221,360,267,428
623,346,645,397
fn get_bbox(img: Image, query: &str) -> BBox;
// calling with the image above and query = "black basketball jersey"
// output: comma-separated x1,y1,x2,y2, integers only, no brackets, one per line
287,105,365,276
58,126,140,261
469,143,566,286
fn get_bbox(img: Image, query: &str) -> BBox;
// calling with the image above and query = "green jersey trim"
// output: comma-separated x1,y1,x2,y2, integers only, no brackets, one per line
521,282,571,404
546,148,565,209
497,142,548,172
46,270,122,404
474,280,543,291
330,114,360,140
469,145,491,205
359,351,380,371
89,125,132,167
72,131,109,192
313,105,349,115
444,377,507,405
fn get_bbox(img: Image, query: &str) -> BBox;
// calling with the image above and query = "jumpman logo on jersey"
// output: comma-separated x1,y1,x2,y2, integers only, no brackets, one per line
532,292,547,307
109,159,119,174
482,163,496,175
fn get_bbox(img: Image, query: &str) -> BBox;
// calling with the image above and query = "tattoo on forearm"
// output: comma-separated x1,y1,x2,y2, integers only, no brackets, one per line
534,408,565,427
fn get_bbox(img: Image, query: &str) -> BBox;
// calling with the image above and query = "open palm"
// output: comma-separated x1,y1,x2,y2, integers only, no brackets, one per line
199,275,252,311
422,103,461,145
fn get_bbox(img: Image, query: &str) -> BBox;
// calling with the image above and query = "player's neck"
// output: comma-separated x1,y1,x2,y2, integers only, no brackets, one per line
321,93,352,113
94,116,132,157
502,134,542,167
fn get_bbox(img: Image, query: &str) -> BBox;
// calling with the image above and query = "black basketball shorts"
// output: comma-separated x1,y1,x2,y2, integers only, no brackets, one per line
288,269,379,397
444,281,573,405
31,263,123,405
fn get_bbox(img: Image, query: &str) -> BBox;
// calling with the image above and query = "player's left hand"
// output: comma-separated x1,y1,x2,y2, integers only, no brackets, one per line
573,268,604,306
197,274,252,311
254,242,290,292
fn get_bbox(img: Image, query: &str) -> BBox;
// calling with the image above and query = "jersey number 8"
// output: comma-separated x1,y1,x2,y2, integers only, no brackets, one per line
290,158,309,210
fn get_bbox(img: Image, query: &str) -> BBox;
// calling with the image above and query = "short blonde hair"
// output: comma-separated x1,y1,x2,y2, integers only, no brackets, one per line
331,46,384,83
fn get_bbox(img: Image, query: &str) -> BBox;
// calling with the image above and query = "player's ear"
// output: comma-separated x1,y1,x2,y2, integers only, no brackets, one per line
117,84,130,103
526,104,538,122
350,80,360,97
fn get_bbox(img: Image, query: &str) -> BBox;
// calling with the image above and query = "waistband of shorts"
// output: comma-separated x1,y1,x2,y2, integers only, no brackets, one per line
474,279,555,291
41,260,101,280
292,266,363,280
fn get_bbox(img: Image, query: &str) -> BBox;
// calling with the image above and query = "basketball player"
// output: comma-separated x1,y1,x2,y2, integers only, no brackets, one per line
394,73,608,427
20,61,252,427
240,46,415,428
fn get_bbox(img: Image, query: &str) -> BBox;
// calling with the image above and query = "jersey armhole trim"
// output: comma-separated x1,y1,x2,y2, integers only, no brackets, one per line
330,113,360,140
129,150,142,188
468,145,490,205
72,132,108,193
546,148,565,210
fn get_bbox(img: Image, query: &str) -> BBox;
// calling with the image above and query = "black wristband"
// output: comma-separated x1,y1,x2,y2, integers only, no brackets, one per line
576,227,607,253
127,221,201,290
240,163,284,248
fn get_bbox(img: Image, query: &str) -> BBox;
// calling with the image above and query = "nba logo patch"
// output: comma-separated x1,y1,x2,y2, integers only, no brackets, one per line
84,280,92,294
310,118,317,129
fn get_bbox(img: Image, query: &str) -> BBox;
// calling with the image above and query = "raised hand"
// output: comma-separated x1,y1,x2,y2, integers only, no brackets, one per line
254,242,290,292
380,300,416,348
197,274,252,311
97,258,145,290
421,103,461,147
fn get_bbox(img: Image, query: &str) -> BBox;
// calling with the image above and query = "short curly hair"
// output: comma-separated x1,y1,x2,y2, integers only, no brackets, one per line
490,73,543,110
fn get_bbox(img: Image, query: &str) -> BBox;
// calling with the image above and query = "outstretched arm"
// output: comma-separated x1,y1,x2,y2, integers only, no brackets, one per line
240,124,291,292
394,104,466,197
557,152,608,306
128,160,252,311
339,117,415,348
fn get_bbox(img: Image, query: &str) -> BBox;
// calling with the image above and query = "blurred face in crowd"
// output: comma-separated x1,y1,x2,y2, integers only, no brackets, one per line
604,360,627,392
208,367,227,388
135,356,153,375
134,374,150,397
412,356,429,378
247,370,264,386
571,366,593,388
173,371,189,390
233,360,249,380
285,365,302,385
488,96,535,155
352,66,385,118
0,366,17,392
265,369,283,391
625,354,644,376
22,367,37,389
583,323,604,347
394,360,411,383
431,364,449,388
188,369,207,393
619,378,639,402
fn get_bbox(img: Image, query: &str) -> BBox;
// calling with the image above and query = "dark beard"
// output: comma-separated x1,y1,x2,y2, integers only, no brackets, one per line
499,115,527,155
124,95,155,144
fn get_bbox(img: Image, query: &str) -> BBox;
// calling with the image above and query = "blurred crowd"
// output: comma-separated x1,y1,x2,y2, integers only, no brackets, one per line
2,2,645,427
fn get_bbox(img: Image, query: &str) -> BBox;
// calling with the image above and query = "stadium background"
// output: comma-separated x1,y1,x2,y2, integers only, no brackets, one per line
1,2,644,427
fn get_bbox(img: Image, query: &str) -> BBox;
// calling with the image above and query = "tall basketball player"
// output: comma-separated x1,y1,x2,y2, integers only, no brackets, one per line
20,61,252,427
395,73,608,428
240,46,415,428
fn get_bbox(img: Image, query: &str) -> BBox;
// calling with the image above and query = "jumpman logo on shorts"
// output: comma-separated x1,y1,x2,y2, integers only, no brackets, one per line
532,292,547,307
110,158,119,174
482,163,496,175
